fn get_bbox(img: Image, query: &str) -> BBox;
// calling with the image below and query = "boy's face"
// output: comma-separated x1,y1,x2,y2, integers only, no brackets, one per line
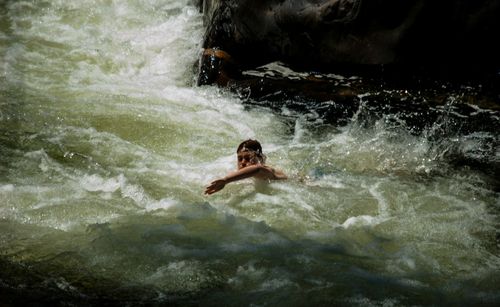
237,150,260,169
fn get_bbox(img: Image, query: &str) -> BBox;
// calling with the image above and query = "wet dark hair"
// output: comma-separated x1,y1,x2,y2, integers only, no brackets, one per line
237,139,266,163
237,139,262,154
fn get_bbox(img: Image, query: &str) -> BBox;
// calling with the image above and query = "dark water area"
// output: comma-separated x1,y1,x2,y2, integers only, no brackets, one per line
2,210,500,307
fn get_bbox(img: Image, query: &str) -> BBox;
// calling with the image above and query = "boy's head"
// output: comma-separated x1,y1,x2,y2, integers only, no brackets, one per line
236,139,266,169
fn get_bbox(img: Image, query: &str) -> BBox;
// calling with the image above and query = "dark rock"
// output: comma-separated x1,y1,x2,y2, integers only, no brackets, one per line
197,0,500,87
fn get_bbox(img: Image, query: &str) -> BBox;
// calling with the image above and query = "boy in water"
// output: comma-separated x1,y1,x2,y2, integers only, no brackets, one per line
204,139,287,195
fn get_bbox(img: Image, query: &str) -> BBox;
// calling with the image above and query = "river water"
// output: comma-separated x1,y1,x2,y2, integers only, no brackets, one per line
1,1,499,306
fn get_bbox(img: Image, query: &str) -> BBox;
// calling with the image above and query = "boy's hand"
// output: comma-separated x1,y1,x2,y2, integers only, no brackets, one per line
204,179,226,195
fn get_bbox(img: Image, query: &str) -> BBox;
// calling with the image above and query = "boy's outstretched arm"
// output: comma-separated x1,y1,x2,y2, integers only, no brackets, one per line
204,165,287,195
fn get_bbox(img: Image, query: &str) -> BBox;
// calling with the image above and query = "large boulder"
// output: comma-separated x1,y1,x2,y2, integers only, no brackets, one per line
197,0,500,86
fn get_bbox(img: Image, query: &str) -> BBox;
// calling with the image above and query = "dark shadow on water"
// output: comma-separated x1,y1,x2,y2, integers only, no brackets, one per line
1,203,499,306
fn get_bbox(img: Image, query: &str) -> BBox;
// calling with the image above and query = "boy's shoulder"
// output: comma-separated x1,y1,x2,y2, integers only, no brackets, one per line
256,165,287,180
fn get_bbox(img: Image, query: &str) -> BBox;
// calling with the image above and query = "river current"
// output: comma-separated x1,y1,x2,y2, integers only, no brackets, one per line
1,1,499,306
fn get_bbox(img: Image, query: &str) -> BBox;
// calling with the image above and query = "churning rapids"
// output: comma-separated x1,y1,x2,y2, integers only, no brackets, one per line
0,1,499,306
